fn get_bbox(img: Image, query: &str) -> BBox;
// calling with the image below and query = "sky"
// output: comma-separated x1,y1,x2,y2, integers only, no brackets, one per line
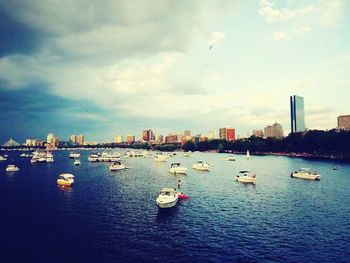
0,0,349,143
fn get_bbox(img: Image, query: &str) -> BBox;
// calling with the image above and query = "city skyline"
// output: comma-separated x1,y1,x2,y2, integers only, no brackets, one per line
0,1,349,142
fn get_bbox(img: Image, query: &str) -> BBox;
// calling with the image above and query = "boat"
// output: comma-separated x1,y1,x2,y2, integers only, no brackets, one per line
88,154,99,162
192,161,210,171
5,165,19,172
74,160,81,166
154,155,169,162
46,152,54,162
38,157,47,163
156,188,179,208
20,153,26,157
69,152,80,159
246,150,251,160
57,173,75,186
184,153,190,157
235,170,256,184
291,168,321,180
109,161,126,171
0,155,7,161
224,156,236,161
169,163,188,174
333,166,338,170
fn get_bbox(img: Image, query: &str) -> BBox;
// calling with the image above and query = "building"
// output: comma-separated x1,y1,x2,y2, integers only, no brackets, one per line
47,133,55,144
115,135,123,143
126,135,135,144
252,130,264,137
165,134,178,144
337,115,350,130
208,130,217,140
70,135,78,144
219,127,236,141
142,129,155,142
184,129,191,138
264,123,284,138
290,95,306,133
77,135,84,145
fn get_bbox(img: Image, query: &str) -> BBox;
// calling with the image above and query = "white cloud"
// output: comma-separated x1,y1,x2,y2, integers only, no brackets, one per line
208,31,226,45
258,5,316,23
273,31,291,41
296,26,311,35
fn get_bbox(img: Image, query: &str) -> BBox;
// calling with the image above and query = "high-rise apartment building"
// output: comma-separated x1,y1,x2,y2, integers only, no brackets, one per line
47,133,55,144
70,135,77,144
337,115,350,130
264,123,284,138
77,135,84,145
219,127,235,141
115,135,123,143
290,95,306,133
127,135,135,144
208,130,217,140
142,129,155,142
184,129,191,138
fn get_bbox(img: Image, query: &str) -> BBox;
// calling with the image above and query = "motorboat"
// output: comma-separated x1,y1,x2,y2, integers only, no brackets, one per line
235,171,256,184
88,154,99,162
0,155,7,161
46,156,54,162
69,152,80,159
30,157,38,163
184,153,190,157
6,165,19,172
74,160,81,166
154,155,169,162
57,173,75,186
156,188,179,208
169,163,188,174
38,157,47,163
192,161,210,171
109,161,126,171
291,168,321,180
224,156,236,161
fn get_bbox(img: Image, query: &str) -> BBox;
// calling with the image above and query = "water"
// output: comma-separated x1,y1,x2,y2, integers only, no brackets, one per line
1,150,350,262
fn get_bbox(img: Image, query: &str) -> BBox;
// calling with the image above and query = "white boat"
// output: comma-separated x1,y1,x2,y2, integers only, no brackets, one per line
224,156,236,161
38,157,47,163
69,152,80,159
169,163,188,174
109,161,126,171
291,168,321,180
184,153,190,157
20,153,26,157
246,150,251,160
46,156,54,162
156,187,179,208
0,155,7,161
192,161,210,171
88,154,99,162
235,170,256,184
154,155,169,162
74,160,81,166
57,173,75,186
6,165,19,172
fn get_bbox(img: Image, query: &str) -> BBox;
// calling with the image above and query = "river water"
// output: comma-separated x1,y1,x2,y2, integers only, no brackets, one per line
0,150,349,262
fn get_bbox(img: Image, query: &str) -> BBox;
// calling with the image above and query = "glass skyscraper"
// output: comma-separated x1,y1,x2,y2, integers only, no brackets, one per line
290,95,306,133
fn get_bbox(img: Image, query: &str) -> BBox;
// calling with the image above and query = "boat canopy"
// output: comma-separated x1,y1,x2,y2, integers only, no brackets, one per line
171,163,181,167
239,170,250,173
300,168,310,171
60,173,75,179
112,161,122,165
160,187,176,193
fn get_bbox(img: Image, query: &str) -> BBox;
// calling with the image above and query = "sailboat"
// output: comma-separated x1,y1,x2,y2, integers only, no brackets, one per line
246,150,251,160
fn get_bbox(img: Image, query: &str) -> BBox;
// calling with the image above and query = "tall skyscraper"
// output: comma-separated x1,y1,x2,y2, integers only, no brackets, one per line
77,135,84,145
184,129,191,137
290,95,306,133
71,135,77,144
142,129,155,142
127,135,135,144
47,133,55,144
252,130,264,137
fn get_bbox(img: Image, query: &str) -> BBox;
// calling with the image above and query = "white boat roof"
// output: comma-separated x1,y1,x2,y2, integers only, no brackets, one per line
60,173,75,179
300,168,310,171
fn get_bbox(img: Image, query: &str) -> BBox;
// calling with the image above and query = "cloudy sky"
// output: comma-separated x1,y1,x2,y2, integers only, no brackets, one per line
0,0,349,143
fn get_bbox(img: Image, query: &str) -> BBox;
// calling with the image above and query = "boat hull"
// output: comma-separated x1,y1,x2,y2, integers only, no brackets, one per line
291,173,320,180
57,179,73,186
169,168,187,174
156,199,178,208
235,176,256,184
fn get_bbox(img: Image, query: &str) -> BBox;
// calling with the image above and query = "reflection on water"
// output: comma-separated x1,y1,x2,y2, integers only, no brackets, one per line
156,205,179,224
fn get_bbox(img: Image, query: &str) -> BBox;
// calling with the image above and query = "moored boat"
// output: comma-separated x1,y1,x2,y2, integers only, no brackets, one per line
235,170,256,184
6,165,19,172
291,168,321,180
74,160,81,166
156,188,179,208
109,161,126,171
57,173,75,186
169,163,188,174
192,161,210,171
